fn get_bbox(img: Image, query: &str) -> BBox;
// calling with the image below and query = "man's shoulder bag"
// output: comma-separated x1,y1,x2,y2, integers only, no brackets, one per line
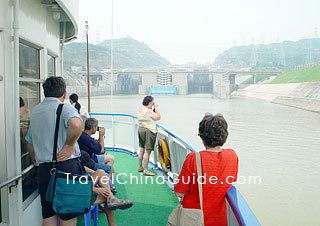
45,104,93,214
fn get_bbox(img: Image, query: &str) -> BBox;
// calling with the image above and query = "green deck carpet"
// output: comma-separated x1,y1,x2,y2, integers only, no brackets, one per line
77,151,178,226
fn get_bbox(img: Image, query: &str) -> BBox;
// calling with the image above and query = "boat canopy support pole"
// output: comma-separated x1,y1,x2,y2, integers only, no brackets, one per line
11,0,22,225
59,22,66,75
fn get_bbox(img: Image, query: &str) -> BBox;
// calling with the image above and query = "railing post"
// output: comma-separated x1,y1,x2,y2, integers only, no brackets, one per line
152,131,160,169
133,117,137,154
112,115,115,148
167,135,176,174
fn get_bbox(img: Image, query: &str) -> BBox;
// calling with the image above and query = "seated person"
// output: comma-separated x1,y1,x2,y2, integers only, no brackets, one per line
81,150,116,194
78,117,115,169
81,155,133,226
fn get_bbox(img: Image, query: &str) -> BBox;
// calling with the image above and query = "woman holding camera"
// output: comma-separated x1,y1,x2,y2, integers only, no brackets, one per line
137,96,161,176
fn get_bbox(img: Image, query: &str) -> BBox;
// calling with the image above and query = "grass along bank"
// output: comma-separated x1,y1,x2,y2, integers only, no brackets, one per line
272,65,320,84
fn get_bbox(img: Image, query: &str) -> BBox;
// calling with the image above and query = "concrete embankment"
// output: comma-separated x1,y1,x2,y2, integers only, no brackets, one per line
273,96,320,112
236,82,320,113
237,83,301,101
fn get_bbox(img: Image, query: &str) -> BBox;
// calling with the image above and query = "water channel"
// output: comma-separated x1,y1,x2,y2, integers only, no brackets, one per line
80,94,320,226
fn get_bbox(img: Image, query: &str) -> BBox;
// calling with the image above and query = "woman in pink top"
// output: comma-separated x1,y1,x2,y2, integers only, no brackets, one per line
174,113,238,226
137,96,161,176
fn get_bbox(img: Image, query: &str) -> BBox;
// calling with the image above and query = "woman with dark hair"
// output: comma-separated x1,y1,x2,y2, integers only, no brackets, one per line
137,95,161,176
69,93,80,113
69,93,89,119
173,113,238,226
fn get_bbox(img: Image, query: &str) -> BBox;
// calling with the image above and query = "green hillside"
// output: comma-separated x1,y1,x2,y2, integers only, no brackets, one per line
272,65,320,84
63,37,170,71
214,38,320,69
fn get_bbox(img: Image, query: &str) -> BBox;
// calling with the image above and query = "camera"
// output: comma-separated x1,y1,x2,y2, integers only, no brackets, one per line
97,126,104,132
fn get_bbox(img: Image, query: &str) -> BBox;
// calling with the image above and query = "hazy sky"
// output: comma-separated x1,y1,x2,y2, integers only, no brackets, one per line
78,0,320,64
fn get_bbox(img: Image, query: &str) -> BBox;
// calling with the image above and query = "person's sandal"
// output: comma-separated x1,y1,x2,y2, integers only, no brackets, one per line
143,170,155,176
98,204,105,213
105,198,133,210
138,166,144,172
111,185,117,195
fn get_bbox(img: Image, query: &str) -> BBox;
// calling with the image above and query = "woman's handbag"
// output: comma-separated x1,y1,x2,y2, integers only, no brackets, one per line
45,104,93,214
167,152,204,226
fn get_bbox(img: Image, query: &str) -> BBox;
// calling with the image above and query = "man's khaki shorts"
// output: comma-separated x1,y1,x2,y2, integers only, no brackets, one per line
138,127,157,151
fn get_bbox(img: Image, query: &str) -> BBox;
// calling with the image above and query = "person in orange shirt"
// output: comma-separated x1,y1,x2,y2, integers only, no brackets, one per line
174,113,238,226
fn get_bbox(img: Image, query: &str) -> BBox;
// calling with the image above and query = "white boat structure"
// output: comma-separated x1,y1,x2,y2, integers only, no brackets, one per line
1,1,78,225
0,1,260,225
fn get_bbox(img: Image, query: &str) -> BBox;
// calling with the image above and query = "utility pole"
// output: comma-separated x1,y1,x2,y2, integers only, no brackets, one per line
85,20,91,112
250,38,257,69
110,0,114,113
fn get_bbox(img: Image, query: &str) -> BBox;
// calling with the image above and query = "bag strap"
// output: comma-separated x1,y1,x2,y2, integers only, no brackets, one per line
52,104,64,165
195,151,203,211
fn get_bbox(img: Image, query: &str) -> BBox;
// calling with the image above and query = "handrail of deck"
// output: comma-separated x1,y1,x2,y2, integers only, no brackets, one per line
0,165,34,189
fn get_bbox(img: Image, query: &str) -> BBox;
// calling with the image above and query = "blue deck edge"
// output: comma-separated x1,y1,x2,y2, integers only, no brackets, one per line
91,112,261,226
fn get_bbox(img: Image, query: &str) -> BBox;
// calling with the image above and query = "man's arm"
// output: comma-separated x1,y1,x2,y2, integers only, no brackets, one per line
84,166,95,174
153,104,161,120
27,143,39,166
57,117,83,162
150,102,161,121
97,127,105,154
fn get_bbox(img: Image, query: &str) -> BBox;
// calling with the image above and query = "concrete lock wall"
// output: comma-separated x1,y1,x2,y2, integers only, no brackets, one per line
172,73,188,95
213,74,230,99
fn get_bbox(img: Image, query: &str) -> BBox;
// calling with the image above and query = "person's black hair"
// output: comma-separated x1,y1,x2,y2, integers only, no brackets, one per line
142,96,154,106
198,113,228,148
84,118,98,130
19,97,25,107
42,76,66,98
69,93,81,113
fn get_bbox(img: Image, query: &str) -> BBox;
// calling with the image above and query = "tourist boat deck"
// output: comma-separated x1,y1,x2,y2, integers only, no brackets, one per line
78,150,178,226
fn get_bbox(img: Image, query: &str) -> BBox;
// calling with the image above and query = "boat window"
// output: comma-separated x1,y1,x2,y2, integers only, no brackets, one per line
19,43,40,79
19,41,41,203
19,85,40,203
48,54,56,76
